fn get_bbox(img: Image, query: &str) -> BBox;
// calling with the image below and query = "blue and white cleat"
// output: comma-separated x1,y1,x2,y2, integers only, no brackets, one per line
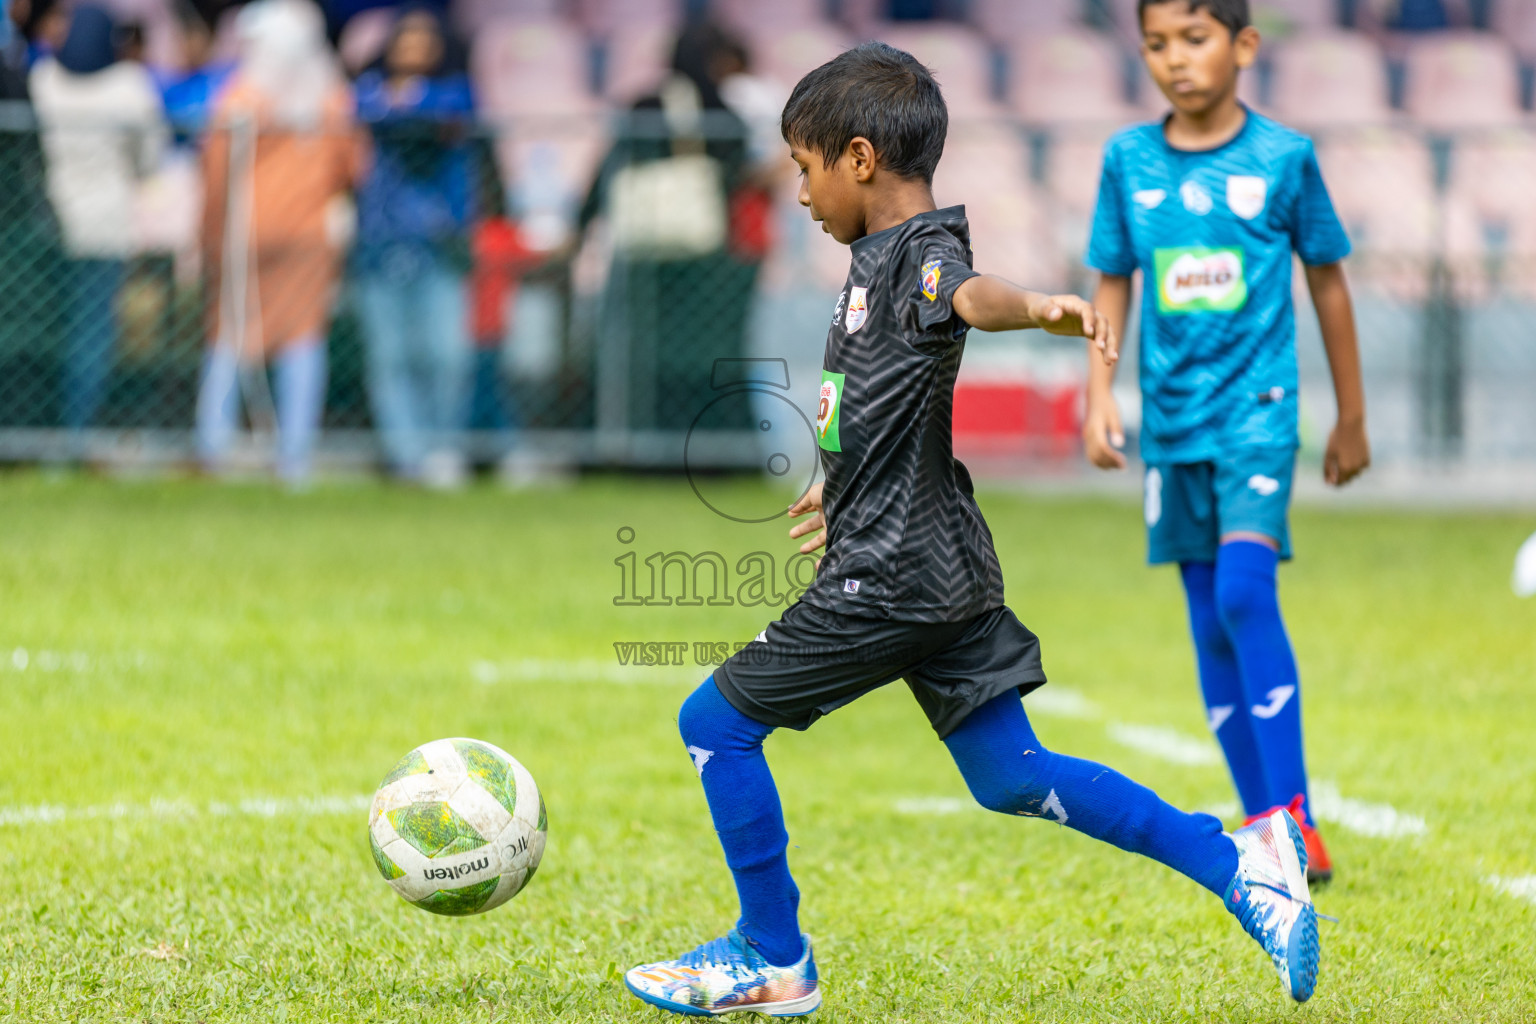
624,929,821,1017
1224,808,1321,1003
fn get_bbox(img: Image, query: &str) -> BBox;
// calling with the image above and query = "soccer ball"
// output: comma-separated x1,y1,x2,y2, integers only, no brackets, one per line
368,737,547,916
1515,530,1536,598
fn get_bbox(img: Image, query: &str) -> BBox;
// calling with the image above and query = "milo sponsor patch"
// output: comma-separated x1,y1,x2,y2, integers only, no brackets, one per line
1154,246,1248,314
817,370,845,452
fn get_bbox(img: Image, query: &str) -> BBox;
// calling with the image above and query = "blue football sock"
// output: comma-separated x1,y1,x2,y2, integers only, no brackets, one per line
945,691,1238,897
1181,561,1270,817
677,676,803,967
1216,540,1310,817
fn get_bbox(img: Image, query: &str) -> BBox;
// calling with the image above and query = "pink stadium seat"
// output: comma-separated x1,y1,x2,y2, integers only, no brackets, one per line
474,16,605,228
339,8,393,77
1314,129,1440,299
603,23,677,102
754,24,850,88
582,0,684,32
1269,31,1392,128
473,18,596,116
1046,128,1115,218
1009,29,1134,124
1403,32,1523,129
1448,129,1536,229
971,0,1081,40
713,0,829,33
1490,0,1536,57
1497,208,1536,299
935,123,1066,290
1251,0,1340,35
453,0,566,36
868,23,998,116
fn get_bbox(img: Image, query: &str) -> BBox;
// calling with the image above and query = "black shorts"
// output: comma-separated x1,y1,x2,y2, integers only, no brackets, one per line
712,601,1046,738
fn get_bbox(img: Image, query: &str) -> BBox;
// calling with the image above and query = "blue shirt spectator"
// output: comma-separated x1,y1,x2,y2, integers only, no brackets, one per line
352,5,476,276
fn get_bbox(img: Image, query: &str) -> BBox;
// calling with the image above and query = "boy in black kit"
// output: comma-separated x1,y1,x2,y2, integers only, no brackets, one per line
622,43,1322,1017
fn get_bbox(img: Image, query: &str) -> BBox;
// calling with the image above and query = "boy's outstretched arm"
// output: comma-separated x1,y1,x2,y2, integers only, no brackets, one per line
953,275,1119,357
1305,262,1370,486
1084,273,1132,470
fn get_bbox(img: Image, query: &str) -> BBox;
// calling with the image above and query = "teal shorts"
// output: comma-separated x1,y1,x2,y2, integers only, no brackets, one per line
1143,448,1296,565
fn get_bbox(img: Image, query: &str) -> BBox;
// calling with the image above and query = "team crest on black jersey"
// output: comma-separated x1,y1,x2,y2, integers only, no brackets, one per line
921,259,942,301
845,286,869,333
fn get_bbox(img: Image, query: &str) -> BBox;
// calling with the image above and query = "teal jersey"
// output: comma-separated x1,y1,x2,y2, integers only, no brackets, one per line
1086,110,1351,463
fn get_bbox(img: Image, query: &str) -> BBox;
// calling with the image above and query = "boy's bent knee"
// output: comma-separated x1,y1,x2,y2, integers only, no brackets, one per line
678,675,773,753
961,750,1054,816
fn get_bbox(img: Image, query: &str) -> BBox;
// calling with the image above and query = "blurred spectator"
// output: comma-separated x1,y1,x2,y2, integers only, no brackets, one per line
196,0,359,484
0,0,64,404
717,33,788,266
352,4,477,487
156,2,235,141
468,151,539,446
576,18,754,431
30,4,167,446
13,0,66,66
117,19,145,63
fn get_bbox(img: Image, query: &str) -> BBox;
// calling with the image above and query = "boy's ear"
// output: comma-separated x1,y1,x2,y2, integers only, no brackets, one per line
1234,25,1260,70
847,137,877,183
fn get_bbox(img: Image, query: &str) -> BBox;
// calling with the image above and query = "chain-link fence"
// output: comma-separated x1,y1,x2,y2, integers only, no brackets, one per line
1,102,1534,484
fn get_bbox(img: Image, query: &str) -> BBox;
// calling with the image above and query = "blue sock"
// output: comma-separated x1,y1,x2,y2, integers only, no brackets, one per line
677,676,803,967
944,691,1238,897
1216,540,1310,817
1181,561,1270,817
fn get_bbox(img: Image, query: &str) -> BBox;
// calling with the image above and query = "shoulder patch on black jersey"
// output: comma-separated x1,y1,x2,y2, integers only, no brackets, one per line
921,259,942,301
845,287,869,333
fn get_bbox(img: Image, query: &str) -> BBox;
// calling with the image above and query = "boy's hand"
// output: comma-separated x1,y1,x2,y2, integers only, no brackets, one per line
1030,294,1119,364
788,483,826,564
1324,417,1370,486
1083,392,1127,470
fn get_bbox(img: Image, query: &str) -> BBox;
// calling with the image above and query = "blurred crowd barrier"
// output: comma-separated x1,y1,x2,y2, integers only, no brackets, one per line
1,104,1534,482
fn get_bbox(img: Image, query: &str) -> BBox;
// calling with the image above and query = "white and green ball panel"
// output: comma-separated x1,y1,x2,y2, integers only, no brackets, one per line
368,737,547,916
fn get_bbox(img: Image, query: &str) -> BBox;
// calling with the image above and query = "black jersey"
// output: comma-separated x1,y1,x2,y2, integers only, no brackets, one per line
802,206,1005,623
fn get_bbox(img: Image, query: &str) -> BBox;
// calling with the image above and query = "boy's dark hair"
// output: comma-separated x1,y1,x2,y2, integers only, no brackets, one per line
780,41,947,184
1137,0,1251,35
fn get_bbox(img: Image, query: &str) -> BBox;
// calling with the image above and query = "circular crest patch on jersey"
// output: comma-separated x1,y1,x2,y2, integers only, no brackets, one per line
1180,180,1213,216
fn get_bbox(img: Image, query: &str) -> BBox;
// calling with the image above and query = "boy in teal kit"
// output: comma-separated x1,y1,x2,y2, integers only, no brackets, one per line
1084,0,1371,881
622,41,1323,1018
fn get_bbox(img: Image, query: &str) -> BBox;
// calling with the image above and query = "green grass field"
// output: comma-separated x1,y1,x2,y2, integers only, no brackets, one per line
2,474,1533,1023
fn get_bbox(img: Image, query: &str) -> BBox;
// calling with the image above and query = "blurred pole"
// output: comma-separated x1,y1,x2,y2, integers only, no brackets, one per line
1418,255,1463,460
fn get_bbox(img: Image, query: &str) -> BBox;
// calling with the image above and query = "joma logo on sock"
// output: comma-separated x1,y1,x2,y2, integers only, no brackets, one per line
1251,685,1296,719
424,857,490,882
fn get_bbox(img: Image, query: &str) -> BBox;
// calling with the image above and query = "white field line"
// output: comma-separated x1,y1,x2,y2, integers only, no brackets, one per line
1310,780,1428,838
1025,686,1101,720
1199,784,1428,839
0,794,370,828
0,646,151,674
896,778,1426,841
892,797,973,816
1487,875,1536,905
1106,723,1223,766
471,658,691,685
